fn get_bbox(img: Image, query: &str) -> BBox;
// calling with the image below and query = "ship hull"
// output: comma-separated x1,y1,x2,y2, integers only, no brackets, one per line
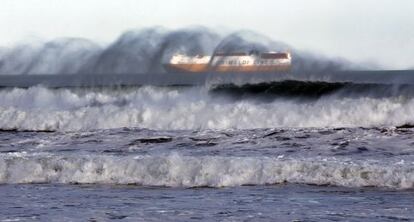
163,64,291,73
165,51,292,73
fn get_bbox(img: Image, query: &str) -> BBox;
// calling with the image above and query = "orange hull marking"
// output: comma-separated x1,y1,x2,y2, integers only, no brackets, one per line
167,64,210,73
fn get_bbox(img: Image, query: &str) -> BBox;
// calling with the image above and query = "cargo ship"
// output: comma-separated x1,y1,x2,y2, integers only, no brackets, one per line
163,51,292,73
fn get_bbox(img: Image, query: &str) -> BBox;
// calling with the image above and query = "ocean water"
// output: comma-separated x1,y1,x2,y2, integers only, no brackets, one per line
1,82,414,221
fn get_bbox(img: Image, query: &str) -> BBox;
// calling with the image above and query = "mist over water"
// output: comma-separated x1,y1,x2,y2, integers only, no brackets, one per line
0,27,355,75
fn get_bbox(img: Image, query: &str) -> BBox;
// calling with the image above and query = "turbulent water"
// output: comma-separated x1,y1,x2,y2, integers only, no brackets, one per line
2,81,414,131
0,80,414,221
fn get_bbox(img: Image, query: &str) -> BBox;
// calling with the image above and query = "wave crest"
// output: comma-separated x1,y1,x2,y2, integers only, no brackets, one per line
1,85,414,131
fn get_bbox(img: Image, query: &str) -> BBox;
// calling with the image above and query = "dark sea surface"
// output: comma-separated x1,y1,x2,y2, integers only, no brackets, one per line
1,79,414,221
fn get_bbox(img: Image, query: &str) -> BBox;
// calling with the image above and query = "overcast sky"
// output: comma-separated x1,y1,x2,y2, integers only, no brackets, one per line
1,0,413,69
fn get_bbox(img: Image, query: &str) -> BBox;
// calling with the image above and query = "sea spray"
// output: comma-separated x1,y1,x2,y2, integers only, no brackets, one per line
0,27,353,75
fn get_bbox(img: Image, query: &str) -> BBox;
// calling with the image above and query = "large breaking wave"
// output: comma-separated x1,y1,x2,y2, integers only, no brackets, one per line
1,82,414,131
0,27,355,75
1,153,413,189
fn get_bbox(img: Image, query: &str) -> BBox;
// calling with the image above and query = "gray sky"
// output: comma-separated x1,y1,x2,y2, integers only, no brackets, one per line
1,0,414,69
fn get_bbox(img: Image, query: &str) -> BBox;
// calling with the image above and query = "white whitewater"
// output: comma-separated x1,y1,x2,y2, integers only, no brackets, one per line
0,86,414,131
1,153,413,189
